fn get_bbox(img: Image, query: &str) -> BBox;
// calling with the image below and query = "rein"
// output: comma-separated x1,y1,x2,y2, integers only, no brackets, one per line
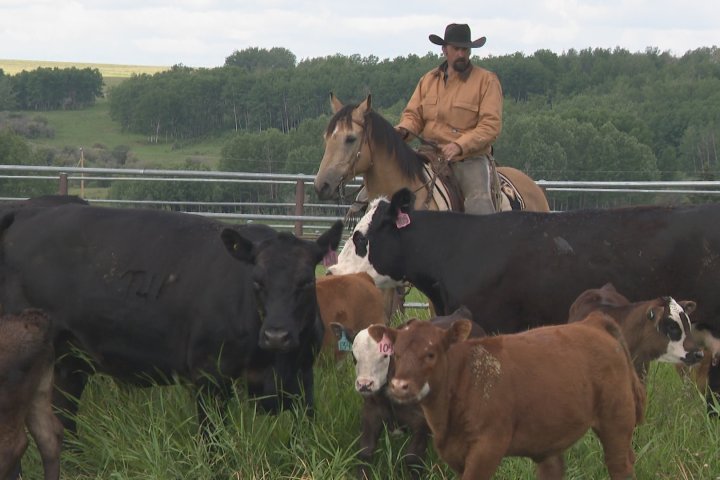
403,130,445,210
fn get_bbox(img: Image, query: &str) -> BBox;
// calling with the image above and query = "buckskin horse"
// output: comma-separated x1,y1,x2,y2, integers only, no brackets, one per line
314,93,550,214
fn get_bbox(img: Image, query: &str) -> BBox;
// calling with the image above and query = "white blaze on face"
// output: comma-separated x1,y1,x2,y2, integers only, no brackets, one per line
659,298,692,363
352,328,391,395
328,198,400,288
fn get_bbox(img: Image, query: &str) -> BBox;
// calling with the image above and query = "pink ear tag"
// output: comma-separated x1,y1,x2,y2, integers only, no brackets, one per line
396,212,411,229
378,333,394,355
322,249,338,267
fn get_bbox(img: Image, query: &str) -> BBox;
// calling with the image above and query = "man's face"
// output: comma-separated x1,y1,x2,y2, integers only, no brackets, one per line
444,45,471,73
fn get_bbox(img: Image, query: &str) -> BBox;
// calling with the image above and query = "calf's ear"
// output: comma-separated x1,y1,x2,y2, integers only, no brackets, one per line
679,300,697,315
445,319,472,346
221,229,255,263
368,324,396,345
330,322,355,342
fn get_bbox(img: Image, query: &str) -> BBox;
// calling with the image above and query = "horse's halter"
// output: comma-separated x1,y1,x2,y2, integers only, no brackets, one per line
338,115,373,201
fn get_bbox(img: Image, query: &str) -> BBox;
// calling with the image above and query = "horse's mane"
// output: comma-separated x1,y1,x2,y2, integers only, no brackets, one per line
325,104,425,181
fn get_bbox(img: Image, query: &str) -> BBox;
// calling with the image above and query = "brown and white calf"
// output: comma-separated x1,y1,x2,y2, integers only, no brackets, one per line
369,313,646,480
331,306,482,479
0,307,63,480
316,272,387,362
568,284,703,378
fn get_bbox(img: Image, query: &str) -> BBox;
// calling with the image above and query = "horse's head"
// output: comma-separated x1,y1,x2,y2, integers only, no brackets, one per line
314,93,374,200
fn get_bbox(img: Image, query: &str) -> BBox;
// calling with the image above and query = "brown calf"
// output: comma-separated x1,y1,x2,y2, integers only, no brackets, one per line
568,285,702,378
0,308,63,480
370,313,646,480
331,306,481,480
317,272,387,362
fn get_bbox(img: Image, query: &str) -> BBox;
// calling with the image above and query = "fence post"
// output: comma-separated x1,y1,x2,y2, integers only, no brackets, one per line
294,179,305,237
58,173,68,195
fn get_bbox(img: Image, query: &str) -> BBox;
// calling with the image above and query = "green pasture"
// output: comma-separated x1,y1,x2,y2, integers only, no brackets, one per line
2,59,225,169
18,305,720,479
20,99,226,169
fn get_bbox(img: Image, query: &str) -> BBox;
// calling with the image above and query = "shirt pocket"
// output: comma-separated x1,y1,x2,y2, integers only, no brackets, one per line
450,101,479,131
421,95,438,121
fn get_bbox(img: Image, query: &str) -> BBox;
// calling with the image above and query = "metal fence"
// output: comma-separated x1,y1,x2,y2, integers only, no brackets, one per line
3,164,720,237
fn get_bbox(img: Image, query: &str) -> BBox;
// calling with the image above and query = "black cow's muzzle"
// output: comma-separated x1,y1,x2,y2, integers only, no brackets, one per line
260,327,297,351
683,349,704,366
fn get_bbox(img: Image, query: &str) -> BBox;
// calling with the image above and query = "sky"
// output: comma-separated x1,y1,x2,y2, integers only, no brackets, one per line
1,0,718,68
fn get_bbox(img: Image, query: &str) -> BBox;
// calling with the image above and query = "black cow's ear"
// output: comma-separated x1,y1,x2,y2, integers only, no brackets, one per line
221,228,255,263
390,188,415,215
680,300,697,315
316,220,344,261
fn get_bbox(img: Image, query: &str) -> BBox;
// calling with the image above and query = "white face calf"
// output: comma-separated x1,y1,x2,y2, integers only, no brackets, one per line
328,198,400,288
658,298,701,364
352,328,392,395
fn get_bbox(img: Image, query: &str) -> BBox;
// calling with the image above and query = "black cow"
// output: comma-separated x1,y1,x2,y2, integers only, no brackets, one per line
0,202,343,431
345,188,720,415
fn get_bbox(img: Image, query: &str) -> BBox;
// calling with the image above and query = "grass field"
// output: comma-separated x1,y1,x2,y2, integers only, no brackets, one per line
18,317,720,479
0,58,168,77
1,58,227,168
29,99,226,169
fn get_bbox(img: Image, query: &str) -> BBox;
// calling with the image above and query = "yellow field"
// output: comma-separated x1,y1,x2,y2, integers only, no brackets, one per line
0,58,169,77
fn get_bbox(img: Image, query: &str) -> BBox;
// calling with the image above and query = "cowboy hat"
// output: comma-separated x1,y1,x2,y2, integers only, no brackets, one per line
429,23,486,49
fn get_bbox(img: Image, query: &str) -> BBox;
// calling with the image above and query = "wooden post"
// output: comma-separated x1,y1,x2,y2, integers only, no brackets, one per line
58,173,68,195
79,147,85,198
294,179,305,237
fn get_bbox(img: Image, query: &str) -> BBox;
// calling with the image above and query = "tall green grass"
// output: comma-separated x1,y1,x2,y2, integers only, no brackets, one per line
19,325,720,479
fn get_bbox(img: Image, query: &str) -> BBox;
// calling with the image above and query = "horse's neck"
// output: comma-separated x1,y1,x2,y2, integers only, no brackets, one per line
364,152,437,210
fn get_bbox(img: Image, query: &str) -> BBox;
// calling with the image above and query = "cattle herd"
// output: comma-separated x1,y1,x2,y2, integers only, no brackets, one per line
0,192,719,479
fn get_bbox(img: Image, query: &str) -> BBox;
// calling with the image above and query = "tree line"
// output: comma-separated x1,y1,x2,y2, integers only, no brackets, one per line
1,46,719,208
0,67,103,110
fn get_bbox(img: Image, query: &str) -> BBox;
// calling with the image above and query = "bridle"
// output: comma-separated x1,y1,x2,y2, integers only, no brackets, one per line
337,115,373,202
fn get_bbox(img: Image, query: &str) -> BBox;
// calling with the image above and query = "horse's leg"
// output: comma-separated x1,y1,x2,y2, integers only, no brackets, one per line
381,287,404,320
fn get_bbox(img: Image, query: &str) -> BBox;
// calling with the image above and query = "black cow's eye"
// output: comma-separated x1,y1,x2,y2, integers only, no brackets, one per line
353,231,369,257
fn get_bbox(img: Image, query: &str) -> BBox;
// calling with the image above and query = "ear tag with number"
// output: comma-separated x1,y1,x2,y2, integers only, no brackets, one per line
378,333,394,355
396,212,411,229
337,330,353,352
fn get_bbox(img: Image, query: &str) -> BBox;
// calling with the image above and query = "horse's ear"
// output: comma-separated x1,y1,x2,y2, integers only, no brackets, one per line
354,94,371,121
330,92,343,113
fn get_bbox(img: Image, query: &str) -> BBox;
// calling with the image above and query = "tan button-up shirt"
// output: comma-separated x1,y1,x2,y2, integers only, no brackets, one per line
397,62,503,159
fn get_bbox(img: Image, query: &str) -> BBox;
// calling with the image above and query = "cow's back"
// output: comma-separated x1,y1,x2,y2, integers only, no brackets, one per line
0,204,274,382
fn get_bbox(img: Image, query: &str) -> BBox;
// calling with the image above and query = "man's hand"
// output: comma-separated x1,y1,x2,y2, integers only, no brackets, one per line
441,142,463,162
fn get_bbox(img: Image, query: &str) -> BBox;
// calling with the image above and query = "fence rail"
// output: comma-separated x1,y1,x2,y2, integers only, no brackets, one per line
3,164,720,236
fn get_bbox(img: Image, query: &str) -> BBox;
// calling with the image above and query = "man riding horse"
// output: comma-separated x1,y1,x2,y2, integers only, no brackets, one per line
395,22,503,214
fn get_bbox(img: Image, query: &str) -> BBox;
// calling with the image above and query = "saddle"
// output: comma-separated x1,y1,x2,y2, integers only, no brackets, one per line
416,147,525,212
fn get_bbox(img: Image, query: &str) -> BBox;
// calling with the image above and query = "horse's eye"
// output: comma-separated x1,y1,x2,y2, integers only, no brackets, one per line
345,135,356,144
